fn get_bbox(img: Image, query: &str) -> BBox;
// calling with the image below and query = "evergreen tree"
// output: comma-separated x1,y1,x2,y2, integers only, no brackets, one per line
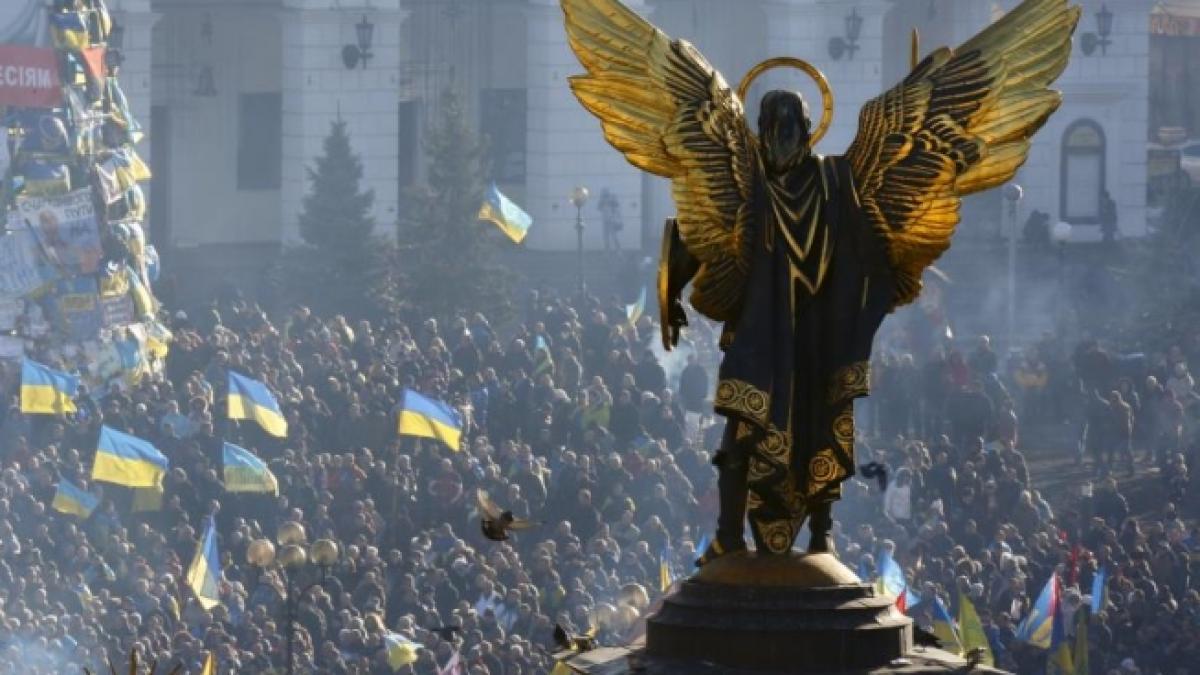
398,89,513,322
275,120,387,317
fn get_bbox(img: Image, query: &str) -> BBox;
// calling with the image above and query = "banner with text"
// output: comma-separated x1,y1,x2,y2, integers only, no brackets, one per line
0,45,62,107
16,190,103,275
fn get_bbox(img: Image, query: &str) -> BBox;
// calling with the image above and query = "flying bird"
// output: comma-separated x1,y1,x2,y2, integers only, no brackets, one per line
477,489,538,542
859,462,889,492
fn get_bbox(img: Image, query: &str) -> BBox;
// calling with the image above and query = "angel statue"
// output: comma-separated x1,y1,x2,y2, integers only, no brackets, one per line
562,0,1078,563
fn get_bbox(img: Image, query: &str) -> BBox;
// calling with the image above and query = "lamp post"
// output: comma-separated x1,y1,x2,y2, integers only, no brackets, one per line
828,8,864,61
570,186,590,297
247,522,340,675
1004,183,1023,352
1081,3,1114,56
1051,220,1073,334
342,14,376,70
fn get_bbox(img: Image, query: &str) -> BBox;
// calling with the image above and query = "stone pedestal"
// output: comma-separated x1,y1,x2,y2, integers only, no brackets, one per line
554,553,1010,675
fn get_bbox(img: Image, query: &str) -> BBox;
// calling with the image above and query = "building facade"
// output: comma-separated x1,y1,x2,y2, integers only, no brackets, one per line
4,0,1155,259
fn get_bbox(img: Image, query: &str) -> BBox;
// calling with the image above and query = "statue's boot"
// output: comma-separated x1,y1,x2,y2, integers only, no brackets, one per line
696,447,749,567
806,501,834,554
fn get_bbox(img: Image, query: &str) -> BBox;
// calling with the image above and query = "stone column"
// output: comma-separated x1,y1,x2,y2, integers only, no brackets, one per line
280,0,406,244
108,0,155,162
523,0,647,251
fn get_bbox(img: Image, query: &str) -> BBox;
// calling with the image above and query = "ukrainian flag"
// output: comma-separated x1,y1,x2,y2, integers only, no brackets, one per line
384,632,421,669
957,594,993,666
533,335,554,378
50,12,91,50
92,426,168,488
186,517,221,610
228,372,288,438
874,549,906,599
51,480,99,519
223,442,279,495
21,358,78,415
478,183,533,244
659,545,676,592
397,389,462,451
1048,580,1074,675
131,481,164,513
1017,572,1059,649
200,652,216,675
626,286,647,325
931,596,962,655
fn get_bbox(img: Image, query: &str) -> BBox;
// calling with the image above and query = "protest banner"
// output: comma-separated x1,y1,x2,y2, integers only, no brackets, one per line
100,294,135,328
0,230,54,297
16,190,103,275
50,276,102,342
0,45,62,108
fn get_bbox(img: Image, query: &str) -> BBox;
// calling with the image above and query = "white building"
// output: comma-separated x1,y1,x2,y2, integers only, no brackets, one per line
1,0,1155,262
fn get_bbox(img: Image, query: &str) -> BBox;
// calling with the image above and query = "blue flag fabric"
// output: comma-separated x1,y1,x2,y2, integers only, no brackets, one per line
1017,573,1059,649
1090,567,1108,614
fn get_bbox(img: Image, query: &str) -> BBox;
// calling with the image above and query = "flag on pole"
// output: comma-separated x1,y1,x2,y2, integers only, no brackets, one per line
1073,605,1089,675
397,389,462,451
533,335,555,378
874,549,906,599
223,442,279,495
20,358,78,415
931,596,962,655
478,183,533,243
51,480,99,518
186,517,221,610
1048,578,1074,675
131,481,164,512
958,593,994,666
659,545,676,592
626,286,647,325
92,426,168,488
1017,573,1059,649
227,372,288,438
384,632,421,669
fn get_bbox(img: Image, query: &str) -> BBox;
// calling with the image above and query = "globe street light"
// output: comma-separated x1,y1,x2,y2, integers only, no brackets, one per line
247,525,340,675
570,186,590,296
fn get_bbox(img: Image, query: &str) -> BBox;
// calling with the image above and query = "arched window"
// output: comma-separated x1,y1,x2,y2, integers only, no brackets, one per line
1060,119,1107,224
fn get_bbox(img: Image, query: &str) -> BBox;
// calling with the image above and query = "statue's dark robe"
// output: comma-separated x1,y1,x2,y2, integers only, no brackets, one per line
713,153,896,554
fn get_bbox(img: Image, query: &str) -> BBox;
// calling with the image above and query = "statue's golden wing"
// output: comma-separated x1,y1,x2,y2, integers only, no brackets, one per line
845,0,1079,307
562,0,759,326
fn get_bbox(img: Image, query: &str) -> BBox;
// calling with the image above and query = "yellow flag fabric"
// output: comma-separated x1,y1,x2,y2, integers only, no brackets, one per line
957,594,995,667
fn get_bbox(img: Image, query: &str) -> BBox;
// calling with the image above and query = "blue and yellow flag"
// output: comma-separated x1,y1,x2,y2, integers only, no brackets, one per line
1090,567,1108,613
228,372,288,438
931,596,962,655
1017,572,1059,649
385,632,421,669
478,183,533,244
200,651,216,675
659,545,676,592
50,12,91,50
186,517,221,610
626,286,647,325
958,593,994,666
92,426,168,488
533,335,554,378
874,549,906,599
223,442,279,495
397,389,462,451
1048,579,1074,675
131,481,164,513
21,358,79,415
52,480,99,519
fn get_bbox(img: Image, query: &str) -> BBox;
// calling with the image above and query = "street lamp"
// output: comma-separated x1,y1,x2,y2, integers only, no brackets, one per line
1003,183,1023,352
342,14,376,70
247,522,340,675
1081,4,1114,56
570,186,590,296
828,8,864,61
1051,221,1072,332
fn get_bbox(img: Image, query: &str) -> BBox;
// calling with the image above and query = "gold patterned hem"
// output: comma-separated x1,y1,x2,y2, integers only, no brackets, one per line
828,361,870,404
714,378,771,428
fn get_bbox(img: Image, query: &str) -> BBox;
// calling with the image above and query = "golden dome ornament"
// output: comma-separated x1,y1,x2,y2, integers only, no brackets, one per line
736,57,835,147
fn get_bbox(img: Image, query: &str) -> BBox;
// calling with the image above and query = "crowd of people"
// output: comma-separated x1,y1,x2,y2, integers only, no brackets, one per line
0,284,1197,674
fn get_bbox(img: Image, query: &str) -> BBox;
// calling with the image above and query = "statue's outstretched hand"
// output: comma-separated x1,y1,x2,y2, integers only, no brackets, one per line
663,298,689,351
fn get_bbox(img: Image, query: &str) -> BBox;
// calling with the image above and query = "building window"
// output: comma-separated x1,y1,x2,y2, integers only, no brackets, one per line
1060,119,1106,224
480,89,526,184
237,92,282,191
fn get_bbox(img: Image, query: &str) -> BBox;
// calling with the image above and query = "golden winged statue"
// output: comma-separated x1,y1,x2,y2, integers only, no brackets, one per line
562,0,1079,560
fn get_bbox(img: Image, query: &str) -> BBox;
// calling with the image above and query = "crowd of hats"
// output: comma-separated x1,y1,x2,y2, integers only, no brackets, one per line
0,0,168,392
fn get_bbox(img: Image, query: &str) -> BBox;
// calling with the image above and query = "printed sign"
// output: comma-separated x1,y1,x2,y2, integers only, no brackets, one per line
0,45,62,107
100,293,135,328
15,190,103,275
50,276,102,342
0,230,53,296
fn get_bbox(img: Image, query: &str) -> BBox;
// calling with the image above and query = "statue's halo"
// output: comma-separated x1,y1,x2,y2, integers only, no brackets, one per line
737,57,835,147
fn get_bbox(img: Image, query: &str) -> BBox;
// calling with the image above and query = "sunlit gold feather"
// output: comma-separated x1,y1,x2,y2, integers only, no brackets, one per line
845,0,1080,306
561,0,759,322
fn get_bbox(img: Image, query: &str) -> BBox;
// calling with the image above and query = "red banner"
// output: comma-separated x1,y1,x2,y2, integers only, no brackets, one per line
0,46,62,108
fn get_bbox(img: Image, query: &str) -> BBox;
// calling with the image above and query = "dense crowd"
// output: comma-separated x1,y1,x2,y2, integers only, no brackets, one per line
0,287,1197,674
